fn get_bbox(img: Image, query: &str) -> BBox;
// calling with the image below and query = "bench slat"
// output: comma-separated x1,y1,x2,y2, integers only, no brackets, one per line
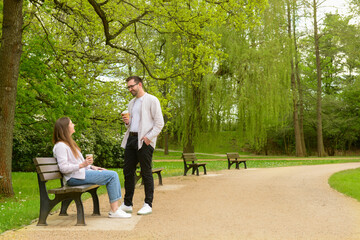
227,153,240,158
36,165,60,173
48,184,100,194
182,153,198,161
34,157,57,165
39,172,63,181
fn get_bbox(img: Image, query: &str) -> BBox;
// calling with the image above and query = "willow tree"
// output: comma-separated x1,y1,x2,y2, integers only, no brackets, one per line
172,0,269,153
209,0,292,153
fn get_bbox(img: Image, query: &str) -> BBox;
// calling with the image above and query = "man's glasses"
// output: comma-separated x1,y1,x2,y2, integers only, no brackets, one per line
127,82,139,89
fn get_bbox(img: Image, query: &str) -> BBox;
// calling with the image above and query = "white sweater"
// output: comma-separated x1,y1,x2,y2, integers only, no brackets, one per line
121,93,164,149
53,142,91,181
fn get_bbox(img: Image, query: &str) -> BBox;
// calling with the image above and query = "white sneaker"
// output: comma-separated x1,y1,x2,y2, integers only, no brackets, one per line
120,202,133,213
137,203,152,215
108,208,131,218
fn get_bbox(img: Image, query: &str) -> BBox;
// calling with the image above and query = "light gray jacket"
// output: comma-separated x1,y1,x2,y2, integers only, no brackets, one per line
121,93,164,149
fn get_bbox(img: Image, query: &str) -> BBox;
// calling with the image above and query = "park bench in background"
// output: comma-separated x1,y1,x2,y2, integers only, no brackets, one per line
135,165,164,185
182,153,207,176
226,152,247,170
33,157,100,226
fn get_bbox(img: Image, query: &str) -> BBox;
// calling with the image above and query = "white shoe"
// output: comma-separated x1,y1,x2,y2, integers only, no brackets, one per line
108,208,131,218
137,203,152,215
120,202,133,213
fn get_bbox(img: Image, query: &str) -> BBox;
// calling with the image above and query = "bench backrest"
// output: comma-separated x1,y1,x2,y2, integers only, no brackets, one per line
182,153,198,162
33,157,62,182
226,152,240,159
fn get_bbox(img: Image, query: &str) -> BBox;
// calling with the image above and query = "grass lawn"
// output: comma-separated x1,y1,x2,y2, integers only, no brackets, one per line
1,155,360,234
329,168,360,202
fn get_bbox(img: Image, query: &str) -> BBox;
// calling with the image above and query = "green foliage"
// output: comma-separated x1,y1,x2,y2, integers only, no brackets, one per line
11,1,133,171
93,130,124,168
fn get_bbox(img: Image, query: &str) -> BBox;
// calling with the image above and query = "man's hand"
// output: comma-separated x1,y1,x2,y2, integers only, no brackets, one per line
142,136,151,145
121,113,130,125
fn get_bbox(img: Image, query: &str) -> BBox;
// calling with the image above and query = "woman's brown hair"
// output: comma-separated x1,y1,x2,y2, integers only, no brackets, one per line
52,117,81,159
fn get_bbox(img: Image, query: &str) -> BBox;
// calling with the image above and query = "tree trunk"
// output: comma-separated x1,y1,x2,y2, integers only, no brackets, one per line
292,0,306,156
163,114,169,155
287,0,304,157
0,0,24,197
313,0,326,157
182,75,202,154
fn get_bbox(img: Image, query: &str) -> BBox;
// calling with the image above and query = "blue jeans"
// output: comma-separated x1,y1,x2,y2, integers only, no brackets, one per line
67,170,122,203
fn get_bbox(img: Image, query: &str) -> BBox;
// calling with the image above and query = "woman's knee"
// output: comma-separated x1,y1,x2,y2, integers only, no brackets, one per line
107,170,119,180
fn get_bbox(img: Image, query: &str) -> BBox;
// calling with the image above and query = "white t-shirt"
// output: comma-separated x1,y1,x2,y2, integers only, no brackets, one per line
129,95,144,132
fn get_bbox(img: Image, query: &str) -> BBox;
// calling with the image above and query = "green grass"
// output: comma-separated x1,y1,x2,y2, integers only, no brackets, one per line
329,168,360,202
153,150,224,160
1,157,360,234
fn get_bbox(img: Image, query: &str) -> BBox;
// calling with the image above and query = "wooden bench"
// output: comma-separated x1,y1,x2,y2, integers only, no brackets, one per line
33,157,101,226
182,153,207,176
226,153,247,170
135,164,164,185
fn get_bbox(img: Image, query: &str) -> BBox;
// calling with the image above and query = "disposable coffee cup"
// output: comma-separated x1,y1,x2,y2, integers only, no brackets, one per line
122,110,130,119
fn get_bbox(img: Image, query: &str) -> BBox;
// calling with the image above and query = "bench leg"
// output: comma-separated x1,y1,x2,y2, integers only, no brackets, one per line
156,172,163,185
184,166,190,176
37,177,61,226
202,165,207,175
236,162,240,169
59,199,72,216
195,167,199,176
72,193,86,226
243,161,247,169
190,166,199,176
37,197,53,226
88,187,100,216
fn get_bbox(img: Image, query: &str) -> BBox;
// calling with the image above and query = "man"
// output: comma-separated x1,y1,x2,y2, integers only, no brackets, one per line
120,76,164,215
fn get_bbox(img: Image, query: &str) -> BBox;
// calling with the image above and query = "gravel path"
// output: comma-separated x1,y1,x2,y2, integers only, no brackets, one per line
2,163,360,240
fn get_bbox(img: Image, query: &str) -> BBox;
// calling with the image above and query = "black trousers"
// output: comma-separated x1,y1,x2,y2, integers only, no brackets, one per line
123,135,154,207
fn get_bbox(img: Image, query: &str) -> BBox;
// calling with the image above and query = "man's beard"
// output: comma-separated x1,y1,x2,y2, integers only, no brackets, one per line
131,90,137,96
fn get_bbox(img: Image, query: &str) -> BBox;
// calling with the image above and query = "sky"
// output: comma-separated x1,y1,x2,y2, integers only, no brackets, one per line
322,0,349,15
300,0,354,30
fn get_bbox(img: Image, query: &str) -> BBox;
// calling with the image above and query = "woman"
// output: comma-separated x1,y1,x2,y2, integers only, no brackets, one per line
52,117,131,218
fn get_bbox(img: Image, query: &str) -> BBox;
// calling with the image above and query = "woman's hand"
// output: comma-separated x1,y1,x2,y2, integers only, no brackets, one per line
85,155,94,165
80,155,93,168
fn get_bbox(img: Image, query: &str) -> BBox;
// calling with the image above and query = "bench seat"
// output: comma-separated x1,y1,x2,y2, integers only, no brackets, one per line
48,184,99,194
